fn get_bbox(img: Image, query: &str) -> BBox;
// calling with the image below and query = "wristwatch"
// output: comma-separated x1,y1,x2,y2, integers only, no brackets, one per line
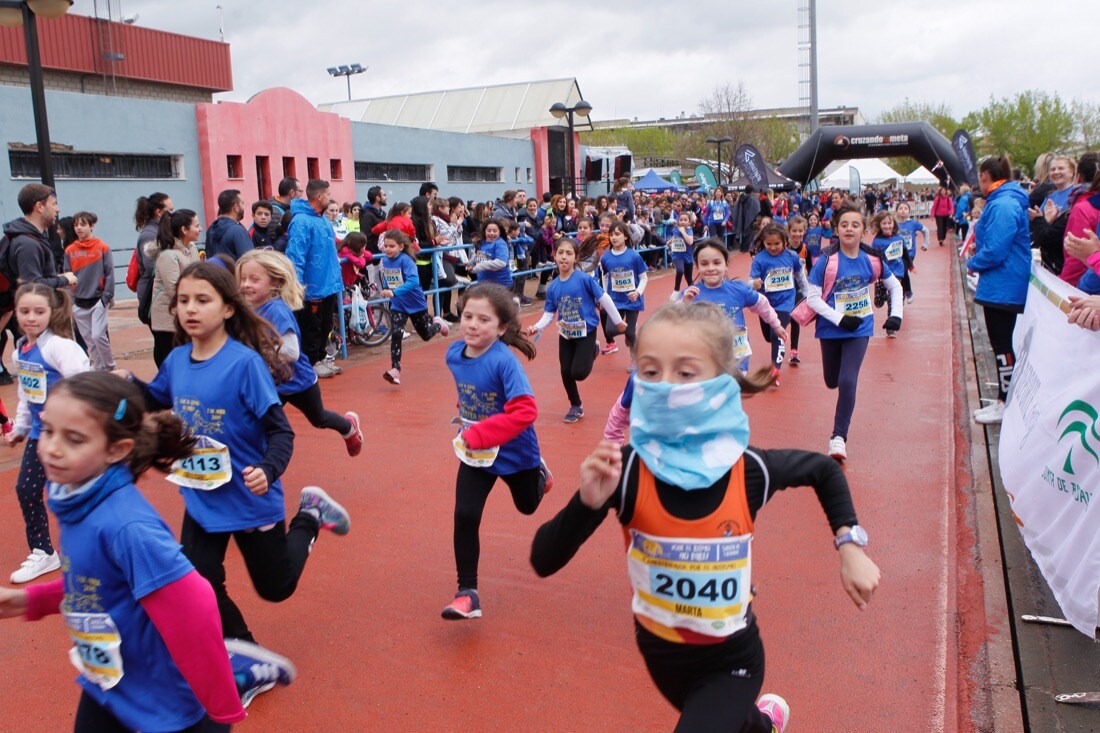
834,525,869,550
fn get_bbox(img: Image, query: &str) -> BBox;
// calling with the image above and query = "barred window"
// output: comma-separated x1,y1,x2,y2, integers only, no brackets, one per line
447,165,502,183
354,162,430,182
9,149,180,179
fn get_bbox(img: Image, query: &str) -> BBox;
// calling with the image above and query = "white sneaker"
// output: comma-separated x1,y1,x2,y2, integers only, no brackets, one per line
973,400,1005,425
313,361,335,379
11,549,61,583
905,294,914,305
828,436,847,462
669,290,681,303
324,357,343,375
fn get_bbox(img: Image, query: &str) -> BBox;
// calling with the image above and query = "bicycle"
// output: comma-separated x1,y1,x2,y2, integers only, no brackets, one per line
345,264,392,348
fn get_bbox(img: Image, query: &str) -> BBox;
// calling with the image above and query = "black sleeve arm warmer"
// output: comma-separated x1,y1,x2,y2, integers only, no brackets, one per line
530,491,615,577
744,448,858,533
256,404,295,487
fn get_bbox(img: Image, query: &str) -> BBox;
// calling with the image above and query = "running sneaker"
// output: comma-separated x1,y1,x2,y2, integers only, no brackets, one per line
314,361,335,379
905,293,914,305
402,329,413,340
225,638,296,709
973,400,1005,425
343,412,363,457
886,330,898,339
383,368,401,385
769,365,780,388
601,343,619,355
299,486,351,535
828,436,847,462
564,405,584,423
788,350,800,366
669,290,681,303
442,590,482,620
519,296,534,306
324,358,343,375
10,549,60,584
757,693,790,733
433,316,450,337
539,457,554,495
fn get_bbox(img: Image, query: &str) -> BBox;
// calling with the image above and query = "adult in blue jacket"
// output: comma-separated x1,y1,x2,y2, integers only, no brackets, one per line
953,186,973,244
286,180,343,369
967,156,1030,425
204,189,254,260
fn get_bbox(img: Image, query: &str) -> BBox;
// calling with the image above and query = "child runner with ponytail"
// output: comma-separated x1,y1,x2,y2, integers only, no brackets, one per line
0,372,288,732
531,302,880,733
116,260,351,707
805,203,903,461
599,221,647,355
749,223,807,384
443,283,552,620
378,228,449,385
237,249,363,455
894,201,928,302
870,210,911,338
5,284,89,584
527,238,627,423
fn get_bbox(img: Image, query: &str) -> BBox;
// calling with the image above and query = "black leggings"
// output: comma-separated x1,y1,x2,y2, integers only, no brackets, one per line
558,332,598,407
438,259,459,315
820,336,869,441
900,272,913,298
638,621,772,733
16,438,52,554
281,382,352,436
982,305,1018,401
74,691,229,733
389,309,441,370
153,330,175,369
674,259,694,291
295,295,338,366
452,462,544,591
935,215,952,245
759,311,791,370
602,309,640,348
181,510,320,643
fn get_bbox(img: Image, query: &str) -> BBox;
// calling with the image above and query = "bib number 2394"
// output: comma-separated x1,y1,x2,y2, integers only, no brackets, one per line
168,435,232,491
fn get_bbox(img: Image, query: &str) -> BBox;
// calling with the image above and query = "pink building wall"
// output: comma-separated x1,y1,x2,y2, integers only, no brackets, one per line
195,87,356,226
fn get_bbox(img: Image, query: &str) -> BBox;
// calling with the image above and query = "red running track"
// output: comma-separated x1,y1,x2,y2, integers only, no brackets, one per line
0,238,984,732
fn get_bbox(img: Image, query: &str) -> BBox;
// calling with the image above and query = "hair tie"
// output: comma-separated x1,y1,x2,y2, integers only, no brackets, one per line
208,257,229,271
114,399,127,421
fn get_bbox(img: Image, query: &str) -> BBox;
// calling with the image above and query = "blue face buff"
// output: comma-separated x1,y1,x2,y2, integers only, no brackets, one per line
628,373,750,490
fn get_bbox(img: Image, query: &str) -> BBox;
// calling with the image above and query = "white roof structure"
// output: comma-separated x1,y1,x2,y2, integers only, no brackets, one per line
318,78,591,138
905,166,939,185
821,158,905,186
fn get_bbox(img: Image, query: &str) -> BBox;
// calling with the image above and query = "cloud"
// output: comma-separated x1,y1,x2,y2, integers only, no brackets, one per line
74,0,1100,125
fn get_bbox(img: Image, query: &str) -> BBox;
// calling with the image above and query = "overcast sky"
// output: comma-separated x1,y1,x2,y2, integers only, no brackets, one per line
75,0,1099,124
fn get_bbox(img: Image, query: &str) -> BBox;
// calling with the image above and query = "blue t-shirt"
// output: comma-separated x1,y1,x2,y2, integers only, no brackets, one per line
380,252,427,315
446,339,540,476
1078,268,1100,295
897,220,924,261
147,338,285,532
545,270,606,337
16,339,67,439
258,298,316,395
600,248,646,312
809,249,886,340
1044,186,1073,214
57,470,202,731
477,238,513,287
873,235,906,279
749,249,803,312
805,227,825,262
666,229,693,263
691,280,760,329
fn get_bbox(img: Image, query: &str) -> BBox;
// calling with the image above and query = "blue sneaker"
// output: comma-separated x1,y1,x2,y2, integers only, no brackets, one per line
299,486,351,535
224,639,296,708
563,405,584,423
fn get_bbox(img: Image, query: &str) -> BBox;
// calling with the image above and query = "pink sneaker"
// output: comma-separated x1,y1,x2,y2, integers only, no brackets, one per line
383,368,401,385
757,693,789,733
441,590,481,620
433,316,450,337
343,411,363,457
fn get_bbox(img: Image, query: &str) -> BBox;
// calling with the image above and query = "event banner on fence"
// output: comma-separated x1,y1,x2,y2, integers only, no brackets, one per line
999,264,1100,637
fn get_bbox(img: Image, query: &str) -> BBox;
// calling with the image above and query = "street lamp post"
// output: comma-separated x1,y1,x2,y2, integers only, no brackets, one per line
549,100,592,197
705,135,734,188
0,0,74,188
327,63,367,101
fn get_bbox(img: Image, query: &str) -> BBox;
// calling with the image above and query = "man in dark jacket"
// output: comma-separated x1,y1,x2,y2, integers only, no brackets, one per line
4,183,75,292
269,177,300,233
361,185,388,254
205,189,254,260
731,186,761,253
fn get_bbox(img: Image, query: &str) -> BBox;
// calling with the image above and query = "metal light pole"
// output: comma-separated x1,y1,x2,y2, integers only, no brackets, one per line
706,136,733,187
327,63,367,101
0,0,74,187
549,100,593,197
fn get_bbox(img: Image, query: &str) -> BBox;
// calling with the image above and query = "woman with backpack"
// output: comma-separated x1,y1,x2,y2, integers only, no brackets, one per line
149,210,202,367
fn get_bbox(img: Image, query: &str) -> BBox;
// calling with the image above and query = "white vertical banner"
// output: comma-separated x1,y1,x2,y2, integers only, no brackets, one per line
999,264,1100,637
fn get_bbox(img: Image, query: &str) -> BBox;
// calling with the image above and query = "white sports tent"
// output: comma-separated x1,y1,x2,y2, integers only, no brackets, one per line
820,158,905,186
905,166,939,185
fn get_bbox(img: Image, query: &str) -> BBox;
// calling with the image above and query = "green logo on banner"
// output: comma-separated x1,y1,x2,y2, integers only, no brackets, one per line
694,165,716,193
1057,400,1100,475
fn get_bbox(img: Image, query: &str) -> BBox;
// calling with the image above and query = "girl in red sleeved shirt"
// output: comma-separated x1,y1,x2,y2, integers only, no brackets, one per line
338,231,372,288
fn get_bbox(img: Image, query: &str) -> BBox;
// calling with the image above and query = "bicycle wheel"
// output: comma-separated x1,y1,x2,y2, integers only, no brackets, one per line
363,305,392,347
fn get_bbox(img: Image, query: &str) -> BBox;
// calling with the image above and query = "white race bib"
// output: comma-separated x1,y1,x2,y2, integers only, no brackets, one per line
732,326,751,360
764,267,794,293
611,270,636,293
64,611,124,690
17,360,46,404
884,240,903,261
167,436,232,491
834,287,872,318
558,319,587,340
383,269,404,289
626,529,752,639
452,433,499,468
669,238,687,253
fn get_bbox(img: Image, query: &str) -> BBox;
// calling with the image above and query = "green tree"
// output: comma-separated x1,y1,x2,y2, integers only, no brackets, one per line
962,91,1074,175
1071,99,1100,150
877,99,959,176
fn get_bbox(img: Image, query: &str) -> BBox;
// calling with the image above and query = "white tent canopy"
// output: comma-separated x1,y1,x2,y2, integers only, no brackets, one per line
820,158,905,186
905,166,939,185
